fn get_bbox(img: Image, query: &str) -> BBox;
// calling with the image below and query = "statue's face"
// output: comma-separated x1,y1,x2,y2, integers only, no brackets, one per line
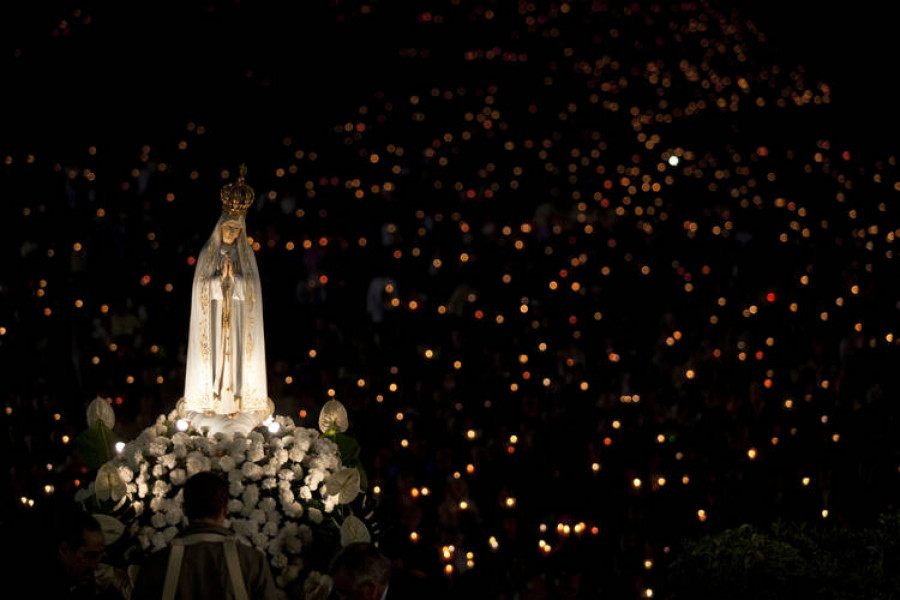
221,221,242,245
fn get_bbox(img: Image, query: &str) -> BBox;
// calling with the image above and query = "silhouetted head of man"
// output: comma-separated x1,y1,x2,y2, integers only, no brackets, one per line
330,542,391,600
56,510,105,586
183,471,229,525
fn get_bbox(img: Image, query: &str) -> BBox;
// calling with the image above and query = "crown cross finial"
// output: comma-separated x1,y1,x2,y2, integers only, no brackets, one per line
221,165,256,217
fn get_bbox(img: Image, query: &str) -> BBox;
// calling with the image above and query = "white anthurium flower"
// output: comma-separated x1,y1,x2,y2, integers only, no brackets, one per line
318,400,349,434
86,396,116,429
339,515,371,546
95,463,127,502
93,513,126,545
74,481,96,503
324,467,361,504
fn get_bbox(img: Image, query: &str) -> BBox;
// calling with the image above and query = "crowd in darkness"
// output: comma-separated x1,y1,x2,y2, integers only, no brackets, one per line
3,1,900,597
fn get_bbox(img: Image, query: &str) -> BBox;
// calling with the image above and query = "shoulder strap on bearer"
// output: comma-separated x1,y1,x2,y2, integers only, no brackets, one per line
161,533,249,600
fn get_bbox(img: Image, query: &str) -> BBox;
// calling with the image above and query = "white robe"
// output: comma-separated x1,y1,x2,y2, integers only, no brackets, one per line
183,215,268,415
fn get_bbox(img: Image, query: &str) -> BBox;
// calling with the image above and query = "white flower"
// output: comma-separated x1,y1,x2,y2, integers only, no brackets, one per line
299,524,313,546
242,484,259,509
163,526,179,542
74,482,95,504
151,532,167,550
271,553,288,569
282,565,301,584
248,445,265,463
170,468,187,487
284,533,303,554
219,455,236,472
117,466,134,483
96,463,127,502
319,400,349,434
304,470,325,492
252,532,267,549
323,494,338,513
193,437,210,454
152,480,170,497
135,429,156,448
137,481,149,498
150,497,164,512
228,499,244,514
242,462,263,481
148,439,168,457
139,526,154,548
151,464,165,478
185,452,211,476
324,467,361,504
273,449,288,466
261,477,277,491
263,521,280,537
173,443,188,460
231,518,251,536
288,446,306,463
126,449,144,471
160,453,176,470
284,502,304,519
314,438,339,460
277,469,295,482
339,515,371,546
259,497,276,513
298,486,313,501
86,397,116,429
165,506,184,526
279,489,295,506
307,508,323,524
93,514,126,545
132,501,144,516
250,509,266,524
151,512,167,529
303,571,333,600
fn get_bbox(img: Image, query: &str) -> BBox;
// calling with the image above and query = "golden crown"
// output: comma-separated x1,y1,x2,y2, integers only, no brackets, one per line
220,164,256,217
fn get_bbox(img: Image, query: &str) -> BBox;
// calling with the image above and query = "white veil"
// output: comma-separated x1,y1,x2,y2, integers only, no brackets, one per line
183,212,268,412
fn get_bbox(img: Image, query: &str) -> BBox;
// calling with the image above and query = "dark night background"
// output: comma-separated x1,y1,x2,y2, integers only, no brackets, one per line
4,1,900,598
2,2,899,154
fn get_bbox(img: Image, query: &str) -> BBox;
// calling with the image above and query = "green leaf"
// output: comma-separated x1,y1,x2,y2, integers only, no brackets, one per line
335,433,361,462
75,420,117,470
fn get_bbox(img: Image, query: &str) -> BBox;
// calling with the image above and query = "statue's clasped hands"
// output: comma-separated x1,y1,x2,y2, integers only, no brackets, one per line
222,255,235,279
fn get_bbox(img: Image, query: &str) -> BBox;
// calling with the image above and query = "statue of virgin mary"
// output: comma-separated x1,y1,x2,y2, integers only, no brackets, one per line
180,166,272,433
